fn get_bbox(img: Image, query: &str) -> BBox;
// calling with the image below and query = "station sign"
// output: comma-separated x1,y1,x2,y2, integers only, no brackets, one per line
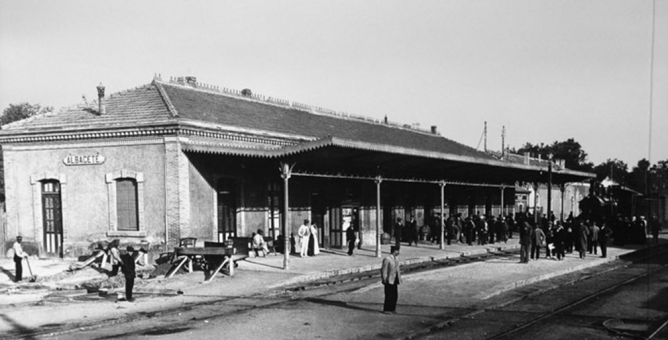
63,153,105,166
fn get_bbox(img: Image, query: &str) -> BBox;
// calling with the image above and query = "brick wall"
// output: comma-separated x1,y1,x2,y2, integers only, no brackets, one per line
164,137,190,248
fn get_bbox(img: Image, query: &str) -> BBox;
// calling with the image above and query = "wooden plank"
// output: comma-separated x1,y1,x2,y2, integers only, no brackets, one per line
175,247,235,256
166,256,189,278
204,257,229,284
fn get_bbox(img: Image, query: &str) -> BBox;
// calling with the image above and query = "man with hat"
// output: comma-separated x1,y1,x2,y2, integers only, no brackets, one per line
12,236,28,282
380,246,402,314
122,246,137,302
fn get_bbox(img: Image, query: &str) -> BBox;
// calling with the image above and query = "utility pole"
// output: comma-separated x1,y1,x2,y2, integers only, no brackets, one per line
484,121,487,152
501,126,505,158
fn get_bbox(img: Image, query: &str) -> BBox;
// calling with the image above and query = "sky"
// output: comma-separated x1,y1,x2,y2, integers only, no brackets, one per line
1,0,666,167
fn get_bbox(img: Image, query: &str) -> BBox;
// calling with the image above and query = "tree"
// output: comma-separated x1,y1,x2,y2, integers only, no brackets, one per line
550,138,594,172
0,102,53,202
629,158,650,194
0,102,53,126
593,159,629,183
514,138,594,172
649,160,668,196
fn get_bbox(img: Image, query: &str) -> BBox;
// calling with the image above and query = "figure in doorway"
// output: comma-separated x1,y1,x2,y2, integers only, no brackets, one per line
407,216,418,246
394,218,403,247
308,223,320,256
346,226,357,256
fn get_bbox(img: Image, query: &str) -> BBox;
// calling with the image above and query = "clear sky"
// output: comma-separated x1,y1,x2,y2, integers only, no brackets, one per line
1,0,666,167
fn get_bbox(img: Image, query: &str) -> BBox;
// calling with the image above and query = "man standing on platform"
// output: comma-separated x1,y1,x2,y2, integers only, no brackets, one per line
122,246,137,302
12,236,28,282
298,219,311,258
394,218,403,247
381,246,401,314
599,222,613,258
519,220,532,263
346,225,356,256
531,224,545,260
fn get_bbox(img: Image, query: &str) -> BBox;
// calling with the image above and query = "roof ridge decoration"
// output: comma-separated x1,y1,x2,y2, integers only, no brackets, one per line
152,80,179,117
156,76,441,137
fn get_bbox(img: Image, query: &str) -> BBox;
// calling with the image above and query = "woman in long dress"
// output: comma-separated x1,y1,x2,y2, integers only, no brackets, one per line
308,224,320,256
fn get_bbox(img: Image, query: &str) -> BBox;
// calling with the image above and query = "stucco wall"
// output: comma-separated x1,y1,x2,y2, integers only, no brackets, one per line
4,140,166,257
188,160,215,241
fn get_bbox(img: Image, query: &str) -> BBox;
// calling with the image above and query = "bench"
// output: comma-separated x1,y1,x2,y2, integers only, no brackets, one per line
230,236,277,257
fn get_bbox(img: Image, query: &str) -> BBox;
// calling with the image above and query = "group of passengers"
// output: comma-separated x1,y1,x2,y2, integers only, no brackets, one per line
517,211,664,263
395,212,517,247
394,209,662,264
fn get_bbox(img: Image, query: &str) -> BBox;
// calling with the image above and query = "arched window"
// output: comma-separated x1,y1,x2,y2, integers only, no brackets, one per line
106,170,145,237
116,178,138,231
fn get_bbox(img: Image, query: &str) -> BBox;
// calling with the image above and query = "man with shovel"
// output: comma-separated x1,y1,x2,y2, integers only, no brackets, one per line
12,236,28,282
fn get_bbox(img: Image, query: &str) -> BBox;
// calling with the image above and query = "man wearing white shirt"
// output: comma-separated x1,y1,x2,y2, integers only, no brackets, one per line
298,219,311,258
12,236,28,282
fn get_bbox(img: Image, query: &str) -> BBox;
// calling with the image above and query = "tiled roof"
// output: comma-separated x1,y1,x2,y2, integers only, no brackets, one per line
2,84,174,131
158,82,496,160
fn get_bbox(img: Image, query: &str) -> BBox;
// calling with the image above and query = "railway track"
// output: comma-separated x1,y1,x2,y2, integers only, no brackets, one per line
407,244,668,340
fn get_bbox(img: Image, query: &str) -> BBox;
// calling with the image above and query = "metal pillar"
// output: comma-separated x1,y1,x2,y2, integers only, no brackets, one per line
280,163,293,270
440,181,446,250
547,157,553,222
500,186,505,217
375,176,382,258
560,184,566,222
534,182,539,224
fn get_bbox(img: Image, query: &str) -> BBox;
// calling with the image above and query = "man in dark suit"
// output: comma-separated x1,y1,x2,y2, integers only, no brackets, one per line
519,220,532,263
381,246,402,314
122,246,137,302
346,226,356,256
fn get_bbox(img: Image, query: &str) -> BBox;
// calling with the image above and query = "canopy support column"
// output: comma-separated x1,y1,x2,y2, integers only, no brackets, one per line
500,185,506,217
547,156,553,222
375,176,383,258
560,184,566,222
534,182,540,225
440,181,446,250
280,162,294,270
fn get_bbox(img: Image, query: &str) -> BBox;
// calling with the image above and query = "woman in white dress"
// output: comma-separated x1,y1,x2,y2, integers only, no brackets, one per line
308,224,320,256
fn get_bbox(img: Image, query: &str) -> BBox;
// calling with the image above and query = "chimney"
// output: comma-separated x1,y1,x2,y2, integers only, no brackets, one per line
431,125,438,134
384,115,388,124
96,83,105,115
524,152,530,165
185,76,197,87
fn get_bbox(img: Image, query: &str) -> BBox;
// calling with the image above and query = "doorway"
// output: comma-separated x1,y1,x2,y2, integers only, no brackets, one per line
42,180,63,257
217,178,237,242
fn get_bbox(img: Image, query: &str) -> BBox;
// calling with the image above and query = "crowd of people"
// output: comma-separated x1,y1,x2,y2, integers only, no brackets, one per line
392,210,663,263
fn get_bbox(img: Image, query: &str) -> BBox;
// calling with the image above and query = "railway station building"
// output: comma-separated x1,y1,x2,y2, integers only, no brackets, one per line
0,76,594,261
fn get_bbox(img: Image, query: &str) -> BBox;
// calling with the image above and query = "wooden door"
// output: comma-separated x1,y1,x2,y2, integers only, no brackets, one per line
42,180,63,257
217,179,237,242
